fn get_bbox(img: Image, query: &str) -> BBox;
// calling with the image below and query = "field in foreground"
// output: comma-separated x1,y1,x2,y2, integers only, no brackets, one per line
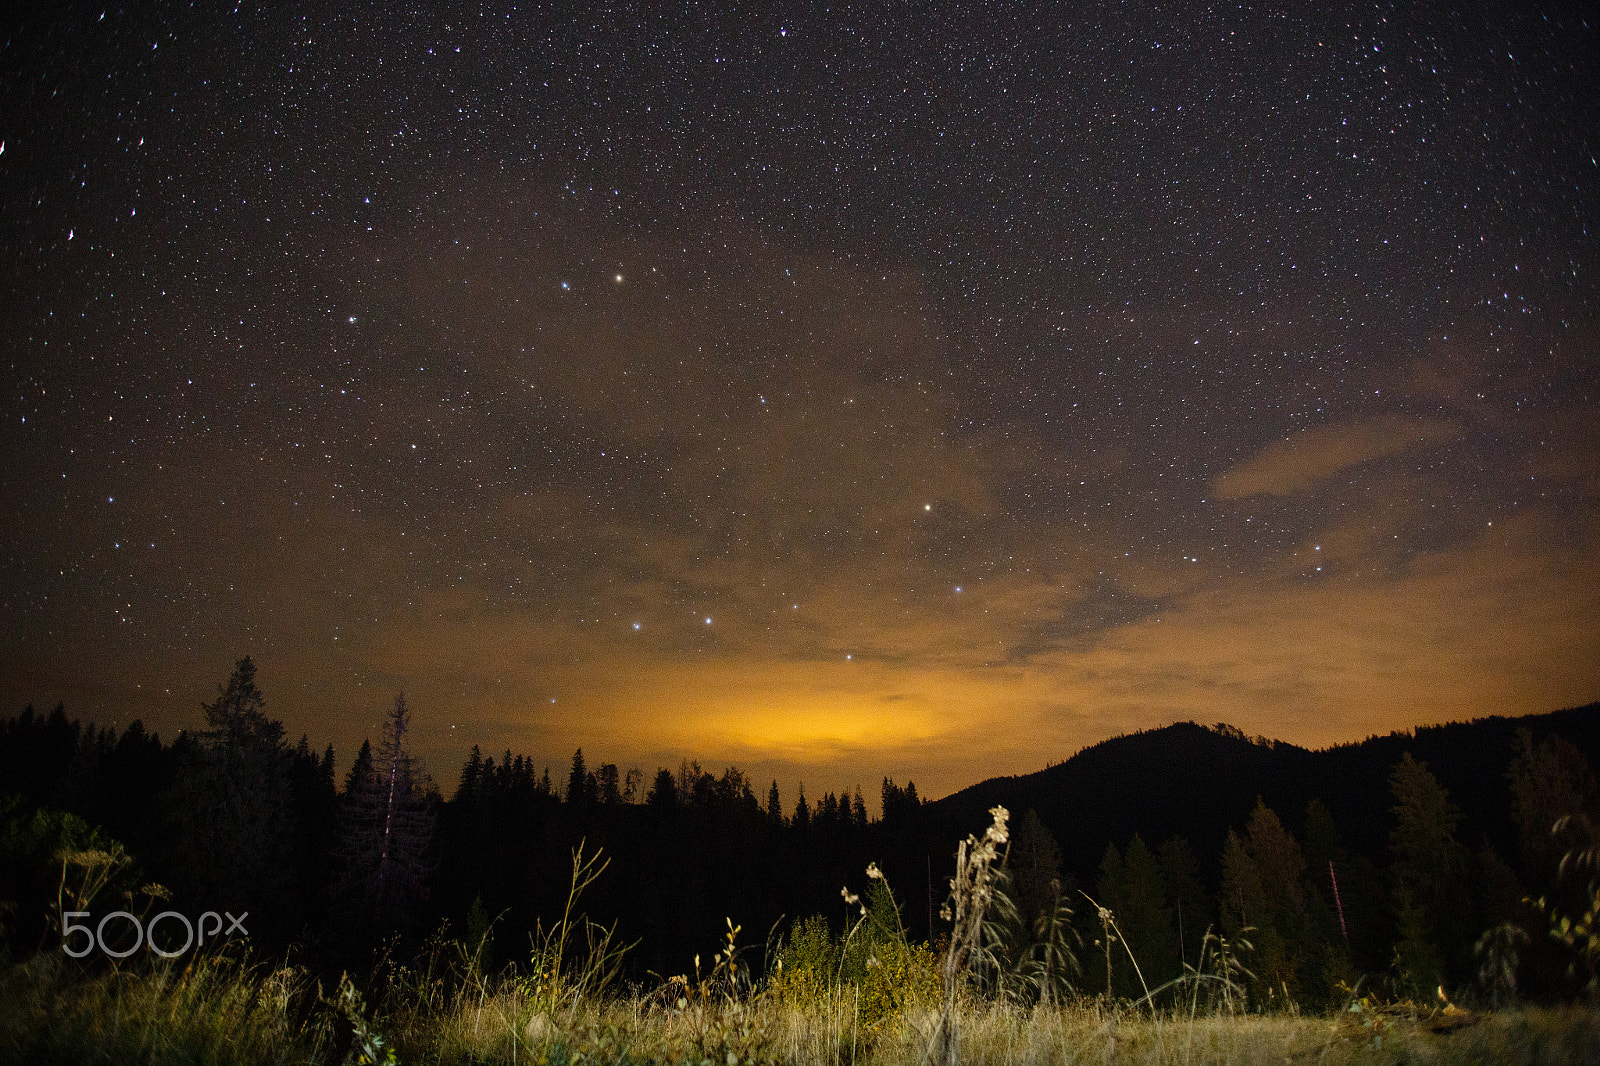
4,951,1599,1066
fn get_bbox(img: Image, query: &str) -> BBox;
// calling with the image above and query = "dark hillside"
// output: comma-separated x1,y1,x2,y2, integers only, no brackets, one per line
931,704,1600,887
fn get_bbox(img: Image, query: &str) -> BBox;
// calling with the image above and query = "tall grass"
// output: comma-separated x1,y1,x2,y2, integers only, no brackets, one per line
0,947,331,1064
5,829,1600,1064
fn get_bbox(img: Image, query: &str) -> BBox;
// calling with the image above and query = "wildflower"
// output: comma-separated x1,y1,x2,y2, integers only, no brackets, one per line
842,887,860,905
866,862,883,880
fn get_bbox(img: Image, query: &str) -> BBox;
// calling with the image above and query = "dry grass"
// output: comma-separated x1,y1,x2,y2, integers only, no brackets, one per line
5,947,1600,1065
0,948,333,1065
7,837,1600,1064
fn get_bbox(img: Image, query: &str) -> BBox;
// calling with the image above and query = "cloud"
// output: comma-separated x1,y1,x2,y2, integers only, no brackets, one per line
1211,414,1458,499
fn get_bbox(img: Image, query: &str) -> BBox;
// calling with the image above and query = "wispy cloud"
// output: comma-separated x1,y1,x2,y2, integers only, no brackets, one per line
1211,415,1458,499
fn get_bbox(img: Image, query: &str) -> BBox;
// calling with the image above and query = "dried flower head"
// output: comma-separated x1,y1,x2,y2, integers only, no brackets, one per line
985,805,1010,846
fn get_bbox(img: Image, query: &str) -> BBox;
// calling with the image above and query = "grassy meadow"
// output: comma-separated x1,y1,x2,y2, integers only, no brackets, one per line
5,812,1600,1066
4,944,1599,1066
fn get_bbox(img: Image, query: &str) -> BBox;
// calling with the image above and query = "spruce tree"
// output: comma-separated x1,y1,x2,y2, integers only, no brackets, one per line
170,657,296,942
1388,752,1470,985
567,749,588,807
335,693,436,941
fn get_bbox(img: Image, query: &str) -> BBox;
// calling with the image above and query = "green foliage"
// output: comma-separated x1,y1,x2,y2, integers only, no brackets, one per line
770,914,837,1003
1534,812,1600,991
1388,753,1471,980
1475,921,1530,1007
0,795,159,953
463,895,493,967
331,972,399,1065
975,865,1080,1006
1509,730,1599,883
773,871,939,1043
845,878,939,1036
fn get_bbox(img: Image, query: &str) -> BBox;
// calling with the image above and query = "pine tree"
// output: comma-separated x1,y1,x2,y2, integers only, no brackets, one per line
1118,835,1179,990
1388,752,1470,984
1245,799,1305,921
1157,837,1209,968
767,780,783,825
346,739,373,793
170,657,296,941
648,767,677,809
1010,809,1063,929
1241,799,1307,999
596,763,621,805
567,749,588,807
1093,841,1125,996
336,693,436,940
458,745,484,803
1219,829,1261,935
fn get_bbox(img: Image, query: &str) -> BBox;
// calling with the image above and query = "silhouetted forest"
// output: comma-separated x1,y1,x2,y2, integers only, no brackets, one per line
3,657,1598,1006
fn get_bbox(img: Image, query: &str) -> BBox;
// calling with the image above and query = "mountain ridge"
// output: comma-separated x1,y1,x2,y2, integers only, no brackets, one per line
927,703,1600,886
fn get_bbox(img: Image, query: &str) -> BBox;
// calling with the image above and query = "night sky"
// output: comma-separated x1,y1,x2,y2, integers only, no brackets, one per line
3,4,1597,804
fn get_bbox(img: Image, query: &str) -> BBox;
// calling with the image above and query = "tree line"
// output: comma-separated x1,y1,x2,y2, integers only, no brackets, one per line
2,659,1598,1006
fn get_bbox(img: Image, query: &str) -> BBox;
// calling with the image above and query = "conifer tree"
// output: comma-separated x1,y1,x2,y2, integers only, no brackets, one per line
336,693,436,940
1118,835,1179,990
567,748,588,807
1010,809,1063,929
1157,836,1209,968
596,763,621,805
1241,799,1307,999
648,767,676,809
1388,752,1470,986
767,780,783,824
170,657,296,940
458,745,484,802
